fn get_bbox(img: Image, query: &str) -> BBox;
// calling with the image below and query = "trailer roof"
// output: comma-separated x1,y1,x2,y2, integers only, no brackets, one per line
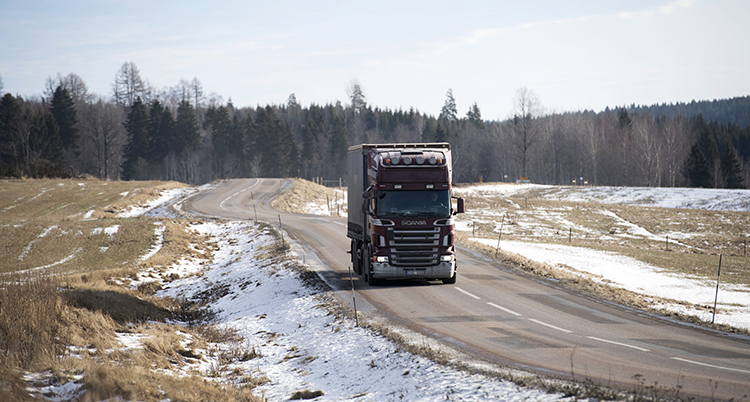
347,143,450,152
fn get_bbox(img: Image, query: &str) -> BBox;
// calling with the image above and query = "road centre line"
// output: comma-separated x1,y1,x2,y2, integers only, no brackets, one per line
487,302,522,316
586,336,650,352
455,287,481,299
219,180,260,210
528,319,573,333
671,357,750,375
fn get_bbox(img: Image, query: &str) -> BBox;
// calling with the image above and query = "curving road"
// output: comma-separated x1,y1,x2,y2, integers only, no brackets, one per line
184,178,750,400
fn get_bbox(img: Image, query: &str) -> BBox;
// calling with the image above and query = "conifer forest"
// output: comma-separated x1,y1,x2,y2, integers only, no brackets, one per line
1,63,749,188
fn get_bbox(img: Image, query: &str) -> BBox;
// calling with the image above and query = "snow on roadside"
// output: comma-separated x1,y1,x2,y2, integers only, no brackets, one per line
302,189,347,217
154,220,570,401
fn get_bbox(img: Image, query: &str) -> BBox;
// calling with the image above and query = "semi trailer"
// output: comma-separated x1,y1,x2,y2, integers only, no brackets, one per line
347,143,465,285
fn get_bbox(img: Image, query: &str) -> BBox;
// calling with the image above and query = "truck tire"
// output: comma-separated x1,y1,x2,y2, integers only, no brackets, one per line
351,240,362,275
363,244,382,286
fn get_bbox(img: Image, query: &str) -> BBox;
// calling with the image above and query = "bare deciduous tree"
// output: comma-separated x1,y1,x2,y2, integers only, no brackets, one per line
45,73,91,104
658,114,693,187
510,87,543,178
112,62,155,107
81,97,126,179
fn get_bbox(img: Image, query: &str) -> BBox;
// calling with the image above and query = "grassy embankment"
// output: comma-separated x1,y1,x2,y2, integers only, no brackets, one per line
271,178,347,216
0,178,265,401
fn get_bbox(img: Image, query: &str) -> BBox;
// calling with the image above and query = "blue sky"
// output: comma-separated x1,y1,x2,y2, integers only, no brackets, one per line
1,0,748,118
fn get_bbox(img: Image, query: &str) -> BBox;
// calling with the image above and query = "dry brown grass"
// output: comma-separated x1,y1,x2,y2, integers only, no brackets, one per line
0,178,265,401
79,361,258,402
271,178,346,216
459,188,750,288
0,277,65,370
0,177,186,221
1,219,156,276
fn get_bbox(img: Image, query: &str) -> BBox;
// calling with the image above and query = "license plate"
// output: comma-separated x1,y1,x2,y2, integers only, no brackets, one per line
405,270,425,276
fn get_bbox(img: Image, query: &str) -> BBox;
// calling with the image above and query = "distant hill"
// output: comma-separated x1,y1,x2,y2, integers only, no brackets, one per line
617,96,750,127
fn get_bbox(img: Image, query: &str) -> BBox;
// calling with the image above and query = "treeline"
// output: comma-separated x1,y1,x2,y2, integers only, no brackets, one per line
624,96,750,128
1,65,748,188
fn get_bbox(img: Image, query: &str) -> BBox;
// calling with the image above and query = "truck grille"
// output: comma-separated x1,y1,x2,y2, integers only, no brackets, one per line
388,227,440,267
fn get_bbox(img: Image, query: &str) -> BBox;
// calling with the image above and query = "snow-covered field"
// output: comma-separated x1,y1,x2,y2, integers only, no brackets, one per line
454,183,750,331
455,183,750,212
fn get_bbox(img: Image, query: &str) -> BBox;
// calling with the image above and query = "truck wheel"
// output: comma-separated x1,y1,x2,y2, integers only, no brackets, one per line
351,241,362,275
363,244,381,286
442,272,456,284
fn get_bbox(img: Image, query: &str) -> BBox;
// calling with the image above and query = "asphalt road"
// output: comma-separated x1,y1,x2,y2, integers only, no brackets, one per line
184,178,750,400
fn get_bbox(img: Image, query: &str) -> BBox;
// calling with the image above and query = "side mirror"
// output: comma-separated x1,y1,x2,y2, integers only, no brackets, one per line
362,184,375,214
453,197,465,215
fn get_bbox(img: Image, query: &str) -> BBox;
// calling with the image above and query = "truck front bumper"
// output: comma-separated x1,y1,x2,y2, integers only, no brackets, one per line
371,261,455,280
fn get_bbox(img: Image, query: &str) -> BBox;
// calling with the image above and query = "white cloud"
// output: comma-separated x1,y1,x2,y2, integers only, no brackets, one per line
619,0,697,19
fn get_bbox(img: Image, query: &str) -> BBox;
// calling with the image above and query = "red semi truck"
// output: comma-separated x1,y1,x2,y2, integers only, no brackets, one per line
347,143,465,285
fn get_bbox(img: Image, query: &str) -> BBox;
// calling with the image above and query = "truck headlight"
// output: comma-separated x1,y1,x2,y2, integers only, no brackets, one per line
375,256,389,263
440,255,454,262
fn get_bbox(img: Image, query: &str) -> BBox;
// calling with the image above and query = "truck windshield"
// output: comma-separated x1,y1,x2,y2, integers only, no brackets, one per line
375,190,451,218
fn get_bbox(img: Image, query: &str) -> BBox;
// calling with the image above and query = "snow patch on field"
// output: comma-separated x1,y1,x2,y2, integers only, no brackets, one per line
18,225,58,261
117,186,202,218
454,183,750,212
472,238,750,330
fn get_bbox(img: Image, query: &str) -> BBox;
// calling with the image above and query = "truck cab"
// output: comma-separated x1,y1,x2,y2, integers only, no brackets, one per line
347,143,464,285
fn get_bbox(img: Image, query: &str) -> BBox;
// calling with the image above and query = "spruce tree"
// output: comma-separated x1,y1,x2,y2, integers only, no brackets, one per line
0,93,23,175
300,113,317,179
122,98,149,180
329,112,348,178
439,89,458,122
466,102,484,129
147,100,173,164
434,120,449,142
50,85,79,154
29,112,64,176
685,143,712,188
174,100,200,156
720,139,745,188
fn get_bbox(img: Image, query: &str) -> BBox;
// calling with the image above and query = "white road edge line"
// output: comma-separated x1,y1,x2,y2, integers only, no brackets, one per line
487,302,522,316
528,318,573,333
671,357,750,375
586,336,650,352
455,287,480,299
